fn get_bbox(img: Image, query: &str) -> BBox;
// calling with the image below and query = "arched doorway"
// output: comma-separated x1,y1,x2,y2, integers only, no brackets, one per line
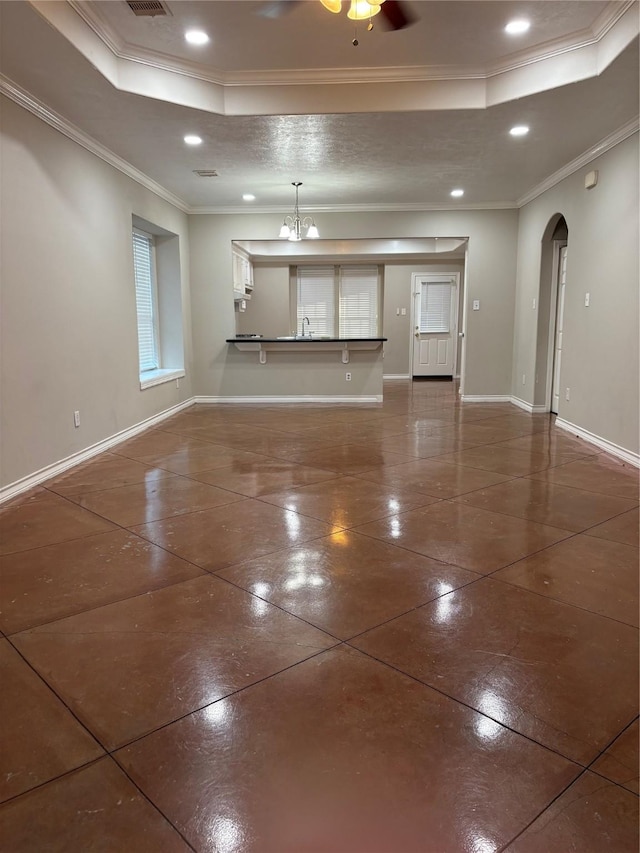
533,215,568,412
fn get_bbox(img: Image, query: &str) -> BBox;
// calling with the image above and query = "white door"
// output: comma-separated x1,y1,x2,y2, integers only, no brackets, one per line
551,246,567,413
412,274,458,377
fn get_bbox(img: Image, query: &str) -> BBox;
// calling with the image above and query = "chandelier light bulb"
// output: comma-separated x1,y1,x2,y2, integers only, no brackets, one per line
320,0,342,11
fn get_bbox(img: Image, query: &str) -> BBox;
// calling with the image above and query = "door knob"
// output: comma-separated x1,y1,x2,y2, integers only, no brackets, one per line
415,332,420,339
458,332,465,338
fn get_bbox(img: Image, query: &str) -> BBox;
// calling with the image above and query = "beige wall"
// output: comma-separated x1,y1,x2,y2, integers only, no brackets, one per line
236,264,291,337
383,261,465,376
0,98,193,488
188,208,519,399
4,92,636,493
512,133,639,454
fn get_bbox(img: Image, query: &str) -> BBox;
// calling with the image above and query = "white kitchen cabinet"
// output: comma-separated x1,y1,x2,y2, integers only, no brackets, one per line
232,247,253,300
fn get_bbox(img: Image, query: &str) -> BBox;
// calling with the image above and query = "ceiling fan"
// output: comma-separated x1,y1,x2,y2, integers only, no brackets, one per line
258,1,416,32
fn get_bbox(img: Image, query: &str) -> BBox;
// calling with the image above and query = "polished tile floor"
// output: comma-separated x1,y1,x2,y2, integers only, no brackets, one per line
1,381,638,852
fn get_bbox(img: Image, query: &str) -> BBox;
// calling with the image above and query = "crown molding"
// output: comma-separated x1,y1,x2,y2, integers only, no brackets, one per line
0,75,189,213
188,202,517,215
517,117,640,207
3,73,635,217
63,0,639,91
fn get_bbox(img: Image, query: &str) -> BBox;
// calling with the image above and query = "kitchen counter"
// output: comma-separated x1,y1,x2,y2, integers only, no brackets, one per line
226,336,387,364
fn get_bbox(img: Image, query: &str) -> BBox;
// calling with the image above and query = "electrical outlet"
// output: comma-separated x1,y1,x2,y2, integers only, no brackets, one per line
73,410,80,428
176,378,180,389
565,387,571,401
584,293,590,307
522,374,526,385
345,372,352,381
401,308,406,316
532,298,536,309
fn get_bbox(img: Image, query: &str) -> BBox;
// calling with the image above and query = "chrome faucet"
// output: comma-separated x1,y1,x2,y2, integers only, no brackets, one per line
301,316,311,337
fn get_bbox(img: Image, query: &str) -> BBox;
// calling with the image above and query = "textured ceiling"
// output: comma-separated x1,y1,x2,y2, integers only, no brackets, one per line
0,1,638,210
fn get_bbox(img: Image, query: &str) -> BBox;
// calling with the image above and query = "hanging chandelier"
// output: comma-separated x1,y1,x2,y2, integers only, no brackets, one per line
278,182,320,241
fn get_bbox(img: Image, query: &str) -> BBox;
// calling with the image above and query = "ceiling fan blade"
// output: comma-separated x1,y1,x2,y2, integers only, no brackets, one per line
379,1,416,30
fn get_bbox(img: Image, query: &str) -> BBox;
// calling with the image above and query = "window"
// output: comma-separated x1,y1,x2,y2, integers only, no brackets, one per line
132,229,159,372
295,265,380,337
419,280,452,333
131,215,185,389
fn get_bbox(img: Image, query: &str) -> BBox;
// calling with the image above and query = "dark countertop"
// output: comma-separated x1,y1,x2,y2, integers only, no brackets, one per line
226,337,387,343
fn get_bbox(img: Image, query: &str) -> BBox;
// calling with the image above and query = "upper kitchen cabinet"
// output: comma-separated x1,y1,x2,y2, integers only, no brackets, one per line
232,246,254,301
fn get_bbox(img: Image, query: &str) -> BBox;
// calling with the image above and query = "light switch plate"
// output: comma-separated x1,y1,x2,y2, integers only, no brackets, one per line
473,300,480,311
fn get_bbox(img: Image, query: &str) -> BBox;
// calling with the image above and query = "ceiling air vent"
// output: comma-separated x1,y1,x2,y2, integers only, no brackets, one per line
125,1,171,17
193,170,219,178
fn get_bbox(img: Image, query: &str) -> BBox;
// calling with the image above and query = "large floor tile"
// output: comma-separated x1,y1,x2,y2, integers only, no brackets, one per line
353,501,572,573
0,493,115,555
288,444,417,474
591,719,639,793
0,529,204,634
586,506,640,546
494,534,639,627
495,431,598,463
454,477,637,532
190,458,339,497
116,647,579,853
131,499,337,572
218,531,478,639
0,758,190,852
0,640,103,802
128,443,275,475
528,455,639,500
355,457,513,498
352,579,639,764
69,474,245,526
13,575,335,749
505,771,639,853
432,422,535,444
260,475,438,527
112,428,213,460
365,432,477,458
437,445,559,476
45,453,175,497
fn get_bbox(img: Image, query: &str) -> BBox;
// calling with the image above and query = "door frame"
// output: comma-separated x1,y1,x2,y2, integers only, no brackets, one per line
546,240,567,412
409,272,461,379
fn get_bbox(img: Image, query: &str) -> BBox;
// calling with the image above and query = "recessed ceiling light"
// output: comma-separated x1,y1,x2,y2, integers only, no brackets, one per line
509,125,529,137
184,135,202,145
242,194,256,201
185,30,209,45
450,189,464,198
505,19,530,35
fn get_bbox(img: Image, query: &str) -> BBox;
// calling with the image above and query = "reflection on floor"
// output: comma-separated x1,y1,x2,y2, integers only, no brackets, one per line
1,380,638,852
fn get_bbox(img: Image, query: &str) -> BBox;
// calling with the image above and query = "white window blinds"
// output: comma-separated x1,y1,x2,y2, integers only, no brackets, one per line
420,281,452,333
132,231,159,373
339,266,379,337
297,267,336,336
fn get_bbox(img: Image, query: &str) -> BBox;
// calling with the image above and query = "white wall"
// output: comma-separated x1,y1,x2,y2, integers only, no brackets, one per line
512,133,639,455
0,97,193,489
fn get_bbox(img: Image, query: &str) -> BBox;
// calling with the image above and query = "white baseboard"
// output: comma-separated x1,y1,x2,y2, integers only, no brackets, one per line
383,374,410,381
510,396,549,414
460,395,512,404
555,418,640,468
0,399,194,504
193,395,383,404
